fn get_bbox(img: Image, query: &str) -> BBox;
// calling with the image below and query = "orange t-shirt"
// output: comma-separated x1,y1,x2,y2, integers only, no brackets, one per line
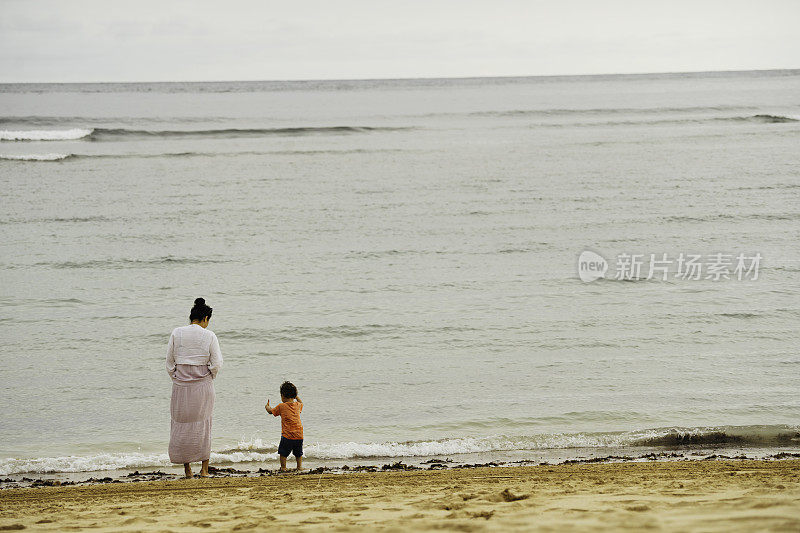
272,401,303,439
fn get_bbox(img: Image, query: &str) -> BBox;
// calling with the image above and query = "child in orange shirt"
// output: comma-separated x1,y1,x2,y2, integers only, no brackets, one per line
265,381,304,472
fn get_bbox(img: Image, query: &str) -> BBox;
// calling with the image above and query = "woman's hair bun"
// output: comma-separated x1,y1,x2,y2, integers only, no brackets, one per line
189,297,212,322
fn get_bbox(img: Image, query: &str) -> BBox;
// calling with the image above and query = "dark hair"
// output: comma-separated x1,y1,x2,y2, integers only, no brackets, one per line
280,381,297,398
189,297,212,322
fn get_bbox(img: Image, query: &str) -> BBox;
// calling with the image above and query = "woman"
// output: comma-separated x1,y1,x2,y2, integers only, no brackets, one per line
166,298,223,478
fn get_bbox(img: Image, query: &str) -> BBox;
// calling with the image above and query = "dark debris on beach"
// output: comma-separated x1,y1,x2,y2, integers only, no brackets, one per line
126,470,175,478
207,466,250,476
3,451,800,490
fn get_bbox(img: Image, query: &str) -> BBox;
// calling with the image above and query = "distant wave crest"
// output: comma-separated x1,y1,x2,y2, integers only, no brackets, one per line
0,128,92,141
0,153,74,161
0,125,408,142
554,114,800,128
34,256,231,269
0,148,415,162
745,114,800,123
89,126,407,140
468,105,758,118
1,111,795,143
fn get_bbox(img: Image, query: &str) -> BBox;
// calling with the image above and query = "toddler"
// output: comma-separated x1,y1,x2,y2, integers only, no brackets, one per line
265,381,304,471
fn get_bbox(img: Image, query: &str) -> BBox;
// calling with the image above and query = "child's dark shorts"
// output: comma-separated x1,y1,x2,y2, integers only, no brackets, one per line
278,436,303,457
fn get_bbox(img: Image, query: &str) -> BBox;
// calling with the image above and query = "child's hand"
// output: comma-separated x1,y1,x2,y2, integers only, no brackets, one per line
265,399,271,413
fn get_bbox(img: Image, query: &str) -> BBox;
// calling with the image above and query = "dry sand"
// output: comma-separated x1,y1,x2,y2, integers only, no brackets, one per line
2,459,799,531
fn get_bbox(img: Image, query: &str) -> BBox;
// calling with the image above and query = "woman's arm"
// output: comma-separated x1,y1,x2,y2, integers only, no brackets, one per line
166,332,176,376
208,333,223,378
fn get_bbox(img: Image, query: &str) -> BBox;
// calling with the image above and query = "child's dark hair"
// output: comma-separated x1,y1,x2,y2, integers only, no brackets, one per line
280,381,298,398
189,297,213,322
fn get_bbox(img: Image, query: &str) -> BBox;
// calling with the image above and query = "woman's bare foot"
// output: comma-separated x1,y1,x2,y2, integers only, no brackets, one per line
183,463,193,479
199,460,210,477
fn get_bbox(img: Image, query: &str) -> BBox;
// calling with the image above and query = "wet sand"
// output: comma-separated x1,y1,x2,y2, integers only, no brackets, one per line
2,459,799,531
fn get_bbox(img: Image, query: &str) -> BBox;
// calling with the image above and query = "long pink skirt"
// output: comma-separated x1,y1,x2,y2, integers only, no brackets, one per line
169,365,215,464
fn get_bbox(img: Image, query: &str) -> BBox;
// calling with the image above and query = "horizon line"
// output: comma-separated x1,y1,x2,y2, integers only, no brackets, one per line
1,67,798,86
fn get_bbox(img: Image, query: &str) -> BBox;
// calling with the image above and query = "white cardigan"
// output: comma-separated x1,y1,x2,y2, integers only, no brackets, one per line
166,324,223,378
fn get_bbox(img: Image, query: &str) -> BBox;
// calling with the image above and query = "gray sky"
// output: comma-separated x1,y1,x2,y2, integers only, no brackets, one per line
1,0,798,83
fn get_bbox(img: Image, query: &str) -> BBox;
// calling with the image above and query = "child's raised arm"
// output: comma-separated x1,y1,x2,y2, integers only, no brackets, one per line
265,399,273,415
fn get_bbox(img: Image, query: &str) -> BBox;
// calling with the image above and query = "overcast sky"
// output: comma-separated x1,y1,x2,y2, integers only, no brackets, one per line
1,0,798,83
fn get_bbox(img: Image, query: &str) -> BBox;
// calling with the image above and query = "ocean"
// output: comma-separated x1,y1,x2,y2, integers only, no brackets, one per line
1,70,799,479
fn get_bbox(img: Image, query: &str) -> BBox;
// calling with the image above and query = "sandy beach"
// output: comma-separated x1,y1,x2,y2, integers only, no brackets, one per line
2,459,799,531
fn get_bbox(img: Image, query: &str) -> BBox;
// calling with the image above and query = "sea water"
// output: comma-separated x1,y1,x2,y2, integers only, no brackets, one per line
1,71,799,477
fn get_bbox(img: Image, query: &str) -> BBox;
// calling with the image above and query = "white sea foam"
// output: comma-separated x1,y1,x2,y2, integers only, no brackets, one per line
0,128,92,141
235,431,658,460
0,450,273,476
0,452,169,476
0,153,72,161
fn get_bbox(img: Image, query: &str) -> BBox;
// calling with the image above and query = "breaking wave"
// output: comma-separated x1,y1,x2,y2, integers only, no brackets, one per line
2,425,797,475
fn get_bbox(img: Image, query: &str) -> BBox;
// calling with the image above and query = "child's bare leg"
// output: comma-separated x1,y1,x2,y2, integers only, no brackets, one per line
295,456,303,471
279,456,288,471
183,463,192,478
200,460,209,477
